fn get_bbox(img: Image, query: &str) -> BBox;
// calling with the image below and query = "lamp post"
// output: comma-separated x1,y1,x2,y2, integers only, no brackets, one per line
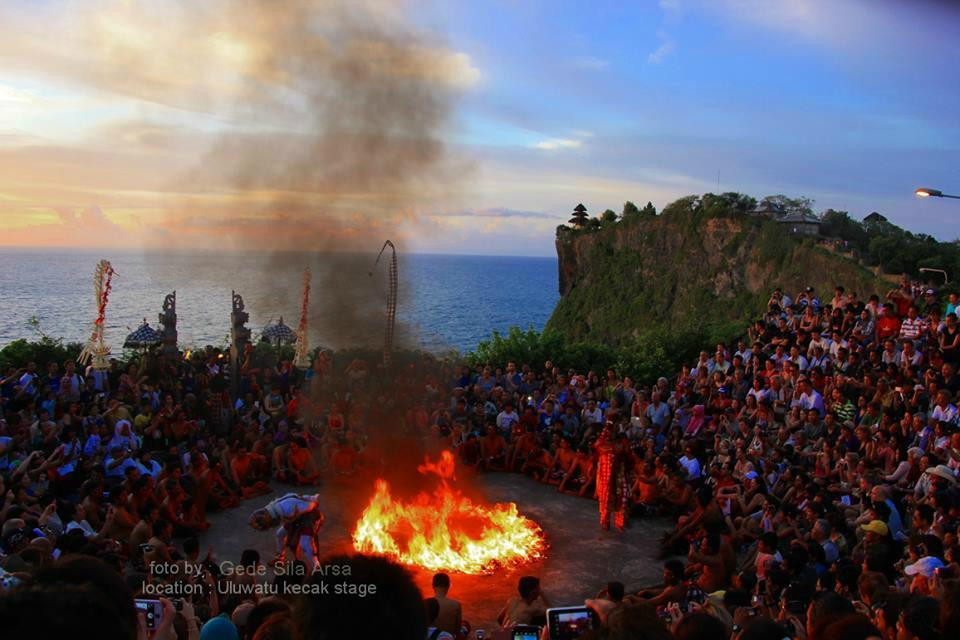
919,267,949,285
915,187,960,200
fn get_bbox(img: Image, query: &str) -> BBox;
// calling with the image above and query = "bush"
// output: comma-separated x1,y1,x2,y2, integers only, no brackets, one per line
467,323,737,386
0,338,83,373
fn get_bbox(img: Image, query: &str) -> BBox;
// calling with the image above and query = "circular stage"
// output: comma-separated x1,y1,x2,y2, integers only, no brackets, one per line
200,472,670,630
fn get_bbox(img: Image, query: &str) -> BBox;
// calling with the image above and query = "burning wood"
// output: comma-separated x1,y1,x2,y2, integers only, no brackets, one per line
352,451,546,574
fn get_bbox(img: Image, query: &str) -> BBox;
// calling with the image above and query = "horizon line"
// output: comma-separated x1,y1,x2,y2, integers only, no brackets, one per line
0,245,557,260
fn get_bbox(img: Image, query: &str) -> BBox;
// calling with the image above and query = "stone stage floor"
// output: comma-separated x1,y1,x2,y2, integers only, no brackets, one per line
200,471,670,632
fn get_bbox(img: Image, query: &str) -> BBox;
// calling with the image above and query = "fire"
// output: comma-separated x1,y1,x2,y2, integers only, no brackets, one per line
352,451,546,574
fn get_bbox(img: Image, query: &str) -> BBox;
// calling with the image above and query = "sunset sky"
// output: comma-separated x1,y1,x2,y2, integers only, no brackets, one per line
1,0,958,256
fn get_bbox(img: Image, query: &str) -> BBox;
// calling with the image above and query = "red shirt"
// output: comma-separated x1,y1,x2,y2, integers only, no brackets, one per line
877,316,901,340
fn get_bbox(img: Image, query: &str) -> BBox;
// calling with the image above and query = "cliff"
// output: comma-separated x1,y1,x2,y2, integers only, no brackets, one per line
547,195,887,345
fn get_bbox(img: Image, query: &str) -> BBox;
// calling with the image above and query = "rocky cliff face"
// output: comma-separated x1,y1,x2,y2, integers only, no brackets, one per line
547,205,886,345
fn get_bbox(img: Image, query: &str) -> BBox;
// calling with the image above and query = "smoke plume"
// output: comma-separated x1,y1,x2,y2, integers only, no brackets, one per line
164,0,472,349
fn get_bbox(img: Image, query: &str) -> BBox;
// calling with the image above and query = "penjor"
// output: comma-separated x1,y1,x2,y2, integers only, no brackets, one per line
77,259,115,371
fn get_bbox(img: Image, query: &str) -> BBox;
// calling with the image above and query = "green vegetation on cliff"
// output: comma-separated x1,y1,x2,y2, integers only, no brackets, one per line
547,193,891,349
469,193,960,384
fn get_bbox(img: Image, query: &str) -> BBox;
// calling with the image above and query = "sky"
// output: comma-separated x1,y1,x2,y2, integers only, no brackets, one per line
1,0,958,256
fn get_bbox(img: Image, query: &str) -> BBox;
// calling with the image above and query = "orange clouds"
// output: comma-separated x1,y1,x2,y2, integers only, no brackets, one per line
0,0,480,251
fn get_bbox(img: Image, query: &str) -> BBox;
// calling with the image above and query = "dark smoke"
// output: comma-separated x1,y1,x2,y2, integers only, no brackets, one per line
165,0,468,350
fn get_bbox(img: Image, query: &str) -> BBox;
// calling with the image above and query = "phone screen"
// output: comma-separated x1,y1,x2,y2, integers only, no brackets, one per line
513,625,541,640
135,598,160,630
548,607,597,640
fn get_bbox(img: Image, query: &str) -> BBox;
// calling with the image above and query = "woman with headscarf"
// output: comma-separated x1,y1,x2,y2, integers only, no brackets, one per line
107,419,140,452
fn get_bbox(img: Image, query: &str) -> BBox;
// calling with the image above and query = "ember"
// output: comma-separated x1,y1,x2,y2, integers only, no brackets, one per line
352,451,546,574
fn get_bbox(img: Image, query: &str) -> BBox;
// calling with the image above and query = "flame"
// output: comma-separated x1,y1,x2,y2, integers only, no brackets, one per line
352,451,546,574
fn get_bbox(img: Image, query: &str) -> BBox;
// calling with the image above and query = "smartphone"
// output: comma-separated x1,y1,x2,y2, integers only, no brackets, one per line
135,598,162,630
841,495,851,506
547,606,598,640
513,625,542,640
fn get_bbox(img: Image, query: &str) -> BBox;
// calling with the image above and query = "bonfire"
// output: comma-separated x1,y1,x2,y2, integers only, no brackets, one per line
352,451,546,574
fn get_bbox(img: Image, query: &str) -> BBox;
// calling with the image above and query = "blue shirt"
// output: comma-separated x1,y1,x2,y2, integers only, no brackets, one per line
83,434,102,458
104,454,138,478
645,403,671,428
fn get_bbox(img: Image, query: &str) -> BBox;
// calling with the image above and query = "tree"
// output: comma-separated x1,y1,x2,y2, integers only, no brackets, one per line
601,209,618,225
819,209,867,246
719,192,757,213
639,201,657,218
622,201,640,219
569,203,589,227
759,195,814,216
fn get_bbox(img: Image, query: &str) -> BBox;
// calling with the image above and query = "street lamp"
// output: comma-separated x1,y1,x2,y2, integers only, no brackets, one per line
919,267,949,285
915,187,960,199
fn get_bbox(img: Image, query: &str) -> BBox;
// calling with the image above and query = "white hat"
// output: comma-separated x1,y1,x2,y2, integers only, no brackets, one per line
904,555,945,578
926,465,957,484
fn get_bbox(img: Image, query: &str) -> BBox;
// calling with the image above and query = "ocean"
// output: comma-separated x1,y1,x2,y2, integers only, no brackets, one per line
0,249,558,355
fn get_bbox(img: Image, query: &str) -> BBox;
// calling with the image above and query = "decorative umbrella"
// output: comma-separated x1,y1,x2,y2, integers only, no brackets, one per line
261,317,297,345
124,319,163,349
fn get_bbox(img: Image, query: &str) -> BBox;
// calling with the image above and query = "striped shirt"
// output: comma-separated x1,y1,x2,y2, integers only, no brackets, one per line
899,317,926,340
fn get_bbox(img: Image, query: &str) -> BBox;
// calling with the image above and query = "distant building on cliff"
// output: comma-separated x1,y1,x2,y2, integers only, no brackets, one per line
749,201,785,219
749,201,821,235
777,211,821,235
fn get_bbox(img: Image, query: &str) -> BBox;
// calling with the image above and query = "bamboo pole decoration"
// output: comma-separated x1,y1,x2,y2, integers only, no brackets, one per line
294,266,311,368
372,240,397,368
77,259,115,370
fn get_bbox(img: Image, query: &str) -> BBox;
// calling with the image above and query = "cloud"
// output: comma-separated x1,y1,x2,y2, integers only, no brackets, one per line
0,204,138,248
570,56,610,71
531,138,582,151
0,84,34,105
431,207,555,220
0,0,480,113
648,31,674,63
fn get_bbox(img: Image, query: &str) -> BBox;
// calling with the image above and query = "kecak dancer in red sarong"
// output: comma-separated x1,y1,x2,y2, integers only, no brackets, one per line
595,425,630,532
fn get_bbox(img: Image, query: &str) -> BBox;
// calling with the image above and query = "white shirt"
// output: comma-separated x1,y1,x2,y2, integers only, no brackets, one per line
807,339,828,358
496,410,519,431
796,389,825,416
931,403,958,424
829,339,848,360
65,519,97,538
582,407,603,425
896,350,923,367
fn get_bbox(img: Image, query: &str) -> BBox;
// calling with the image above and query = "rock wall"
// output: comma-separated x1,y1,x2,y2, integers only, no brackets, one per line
548,208,887,345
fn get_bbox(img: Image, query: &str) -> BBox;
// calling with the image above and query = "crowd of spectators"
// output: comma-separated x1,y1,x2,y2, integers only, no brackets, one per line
3,278,960,640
